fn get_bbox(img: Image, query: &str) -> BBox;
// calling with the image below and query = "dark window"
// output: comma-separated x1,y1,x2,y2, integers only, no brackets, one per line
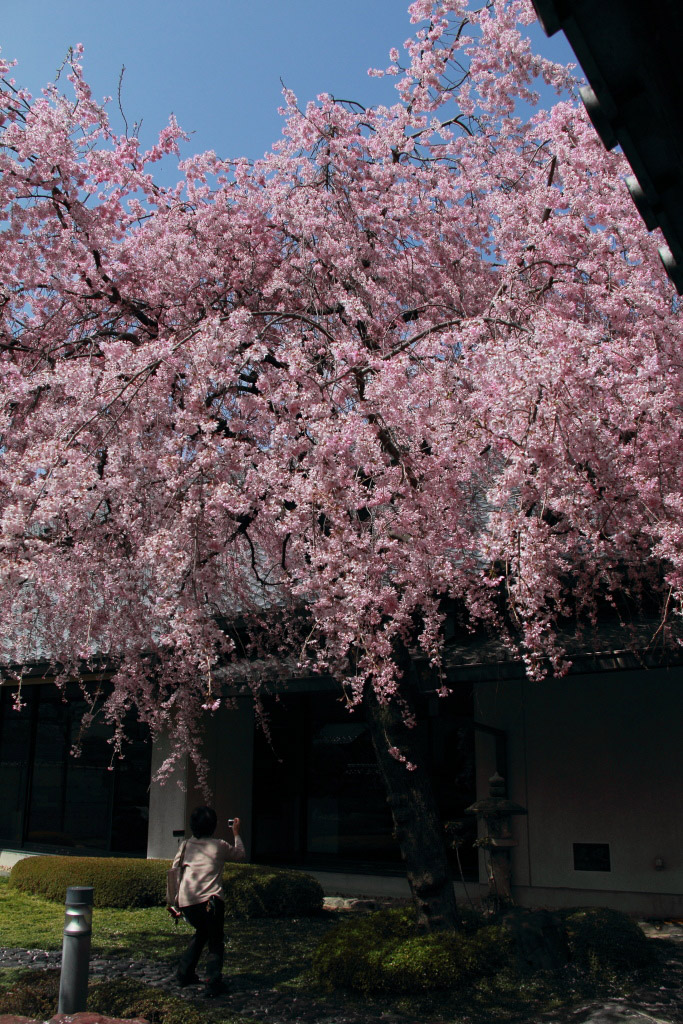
0,681,151,854
110,714,153,853
251,693,307,863
26,686,75,846
424,697,478,879
573,843,611,871
306,693,399,868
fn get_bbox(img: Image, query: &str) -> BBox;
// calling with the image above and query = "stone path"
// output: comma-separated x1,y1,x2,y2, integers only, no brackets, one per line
0,919,681,1024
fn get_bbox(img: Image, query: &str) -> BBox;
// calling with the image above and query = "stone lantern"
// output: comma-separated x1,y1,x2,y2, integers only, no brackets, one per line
466,772,527,909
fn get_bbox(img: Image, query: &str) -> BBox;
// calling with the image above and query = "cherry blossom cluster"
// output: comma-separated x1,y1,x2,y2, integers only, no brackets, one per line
0,1,680,776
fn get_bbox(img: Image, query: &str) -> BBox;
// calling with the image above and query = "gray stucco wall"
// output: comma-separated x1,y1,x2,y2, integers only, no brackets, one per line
474,667,683,916
187,698,254,857
146,732,189,860
147,698,254,860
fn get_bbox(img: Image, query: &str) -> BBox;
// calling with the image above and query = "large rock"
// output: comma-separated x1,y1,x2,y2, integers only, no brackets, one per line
501,907,570,972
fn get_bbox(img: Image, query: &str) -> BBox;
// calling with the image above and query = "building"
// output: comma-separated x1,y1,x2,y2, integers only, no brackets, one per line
531,0,683,293
145,631,682,917
3,625,681,919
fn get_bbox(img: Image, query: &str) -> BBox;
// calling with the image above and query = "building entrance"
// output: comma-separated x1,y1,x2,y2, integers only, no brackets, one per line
251,683,477,877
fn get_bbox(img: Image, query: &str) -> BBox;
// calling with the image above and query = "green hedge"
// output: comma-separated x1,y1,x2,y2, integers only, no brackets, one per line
311,907,512,994
0,969,62,1021
222,862,324,918
9,856,166,909
8,855,324,916
562,907,651,976
89,978,204,1024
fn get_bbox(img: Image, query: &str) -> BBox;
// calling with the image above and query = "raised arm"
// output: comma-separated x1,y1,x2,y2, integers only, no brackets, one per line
228,816,246,861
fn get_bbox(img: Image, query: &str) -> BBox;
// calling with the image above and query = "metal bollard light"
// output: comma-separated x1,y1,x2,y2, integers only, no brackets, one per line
58,885,93,1015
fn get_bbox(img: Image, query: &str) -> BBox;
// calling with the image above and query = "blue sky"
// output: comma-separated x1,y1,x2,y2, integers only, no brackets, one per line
2,0,576,166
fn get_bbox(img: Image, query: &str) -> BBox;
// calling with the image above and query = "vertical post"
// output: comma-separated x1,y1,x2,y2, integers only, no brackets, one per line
58,885,93,1014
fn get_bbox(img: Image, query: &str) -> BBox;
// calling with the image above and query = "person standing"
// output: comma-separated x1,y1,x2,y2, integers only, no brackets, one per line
173,806,245,996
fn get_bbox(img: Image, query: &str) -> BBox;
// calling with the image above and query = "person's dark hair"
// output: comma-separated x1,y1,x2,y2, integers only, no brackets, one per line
190,806,217,838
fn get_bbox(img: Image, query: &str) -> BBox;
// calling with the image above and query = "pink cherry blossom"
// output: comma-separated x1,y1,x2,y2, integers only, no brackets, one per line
0,2,679,784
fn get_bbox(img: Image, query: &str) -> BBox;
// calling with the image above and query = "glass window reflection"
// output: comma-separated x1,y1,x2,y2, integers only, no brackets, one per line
0,682,150,854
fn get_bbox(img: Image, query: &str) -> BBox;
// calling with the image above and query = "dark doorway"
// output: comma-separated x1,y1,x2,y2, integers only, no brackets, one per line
251,682,477,877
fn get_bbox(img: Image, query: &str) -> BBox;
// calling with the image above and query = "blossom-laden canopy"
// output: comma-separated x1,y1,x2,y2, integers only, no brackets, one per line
1,1,680,773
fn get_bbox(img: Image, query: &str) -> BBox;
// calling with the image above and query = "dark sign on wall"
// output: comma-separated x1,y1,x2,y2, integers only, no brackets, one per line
573,842,611,872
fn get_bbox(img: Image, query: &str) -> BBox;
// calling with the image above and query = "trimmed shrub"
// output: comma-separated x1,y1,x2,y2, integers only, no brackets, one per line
0,972,202,1024
312,905,651,997
88,978,203,1024
311,907,513,993
562,908,650,977
0,968,61,1019
8,855,324,916
9,856,166,909
222,862,324,918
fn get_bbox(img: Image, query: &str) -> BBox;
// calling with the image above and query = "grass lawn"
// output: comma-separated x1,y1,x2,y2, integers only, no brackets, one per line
0,876,187,959
0,875,334,975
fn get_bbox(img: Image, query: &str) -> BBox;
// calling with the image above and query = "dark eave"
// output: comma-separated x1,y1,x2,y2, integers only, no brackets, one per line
531,0,683,293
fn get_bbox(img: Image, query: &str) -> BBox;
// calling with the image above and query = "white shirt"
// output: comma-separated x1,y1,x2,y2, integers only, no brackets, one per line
173,834,246,907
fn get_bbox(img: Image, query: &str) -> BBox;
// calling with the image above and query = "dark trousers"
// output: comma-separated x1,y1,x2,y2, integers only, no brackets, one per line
177,897,225,989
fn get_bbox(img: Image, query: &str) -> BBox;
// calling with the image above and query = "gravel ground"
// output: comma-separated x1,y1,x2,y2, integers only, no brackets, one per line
0,915,681,1024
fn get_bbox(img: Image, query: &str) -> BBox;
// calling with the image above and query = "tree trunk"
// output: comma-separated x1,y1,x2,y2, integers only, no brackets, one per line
364,653,459,932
